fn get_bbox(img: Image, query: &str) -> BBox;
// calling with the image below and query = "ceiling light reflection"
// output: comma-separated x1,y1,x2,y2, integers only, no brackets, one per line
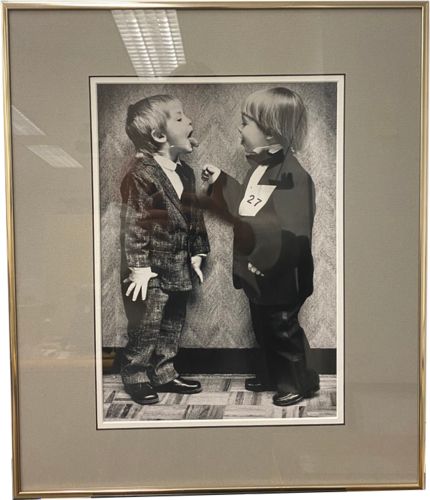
27,146,84,169
12,106,45,136
112,9,186,76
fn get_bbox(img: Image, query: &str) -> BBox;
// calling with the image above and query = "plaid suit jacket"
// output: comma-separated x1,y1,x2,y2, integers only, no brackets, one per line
120,156,210,292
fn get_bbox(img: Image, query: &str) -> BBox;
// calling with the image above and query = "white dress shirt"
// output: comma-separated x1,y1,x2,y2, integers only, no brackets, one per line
153,154,184,198
238,144,282,216
252,144,283,155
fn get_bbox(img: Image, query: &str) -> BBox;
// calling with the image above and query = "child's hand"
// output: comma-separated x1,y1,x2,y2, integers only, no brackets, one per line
191,255,204,283
202,164,221,184
248,262,264,277
124,267,158,301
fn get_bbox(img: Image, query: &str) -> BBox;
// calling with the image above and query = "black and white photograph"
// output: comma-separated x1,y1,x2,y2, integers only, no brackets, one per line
91,75,344,428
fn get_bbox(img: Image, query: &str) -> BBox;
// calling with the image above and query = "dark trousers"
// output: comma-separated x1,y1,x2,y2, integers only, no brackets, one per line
249,301,319,394
121,280,189,386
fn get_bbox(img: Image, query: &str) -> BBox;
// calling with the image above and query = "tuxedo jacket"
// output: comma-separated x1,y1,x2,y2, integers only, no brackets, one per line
120,156,210,292
209,149,315,305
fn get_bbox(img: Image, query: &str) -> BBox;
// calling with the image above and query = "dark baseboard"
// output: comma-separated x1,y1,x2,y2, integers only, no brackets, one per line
103,347,336,375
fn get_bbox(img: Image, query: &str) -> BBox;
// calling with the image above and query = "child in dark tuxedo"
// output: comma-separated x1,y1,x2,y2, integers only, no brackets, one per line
120,95,210,405
202,87,319,406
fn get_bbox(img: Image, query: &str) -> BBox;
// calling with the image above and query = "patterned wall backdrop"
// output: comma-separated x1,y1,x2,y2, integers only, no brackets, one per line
97,81,338,348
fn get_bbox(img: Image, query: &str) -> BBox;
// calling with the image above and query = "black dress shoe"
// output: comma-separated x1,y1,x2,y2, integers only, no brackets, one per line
124,382,159,405
156,377,202,394
273,392,304,407
273,384,320,407
245,377,276,392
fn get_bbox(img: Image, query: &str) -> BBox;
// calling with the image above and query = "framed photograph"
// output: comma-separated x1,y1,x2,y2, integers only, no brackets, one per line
3,0,426,497
91,74,344,429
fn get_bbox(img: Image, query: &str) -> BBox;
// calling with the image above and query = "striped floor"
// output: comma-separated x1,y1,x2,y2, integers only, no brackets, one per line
103,374,337,422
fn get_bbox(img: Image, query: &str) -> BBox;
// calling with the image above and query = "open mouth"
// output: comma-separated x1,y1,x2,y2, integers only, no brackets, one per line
187,130,199,147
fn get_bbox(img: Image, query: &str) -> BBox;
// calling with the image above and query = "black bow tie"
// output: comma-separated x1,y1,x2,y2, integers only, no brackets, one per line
246,148,285,167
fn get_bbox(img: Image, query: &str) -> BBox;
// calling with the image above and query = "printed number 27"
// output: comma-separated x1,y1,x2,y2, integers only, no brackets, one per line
247,194,262,206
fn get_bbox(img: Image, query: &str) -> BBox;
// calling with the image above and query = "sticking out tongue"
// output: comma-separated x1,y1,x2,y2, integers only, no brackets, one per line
189,137,199,148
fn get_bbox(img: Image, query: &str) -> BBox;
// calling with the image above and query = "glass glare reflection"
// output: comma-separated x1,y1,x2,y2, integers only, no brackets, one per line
27,145,84,169
112,9,186,76
12,106,45,136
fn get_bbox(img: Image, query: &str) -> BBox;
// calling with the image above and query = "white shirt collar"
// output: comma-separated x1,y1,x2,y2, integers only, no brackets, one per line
252,144,283,155
153,154,180,171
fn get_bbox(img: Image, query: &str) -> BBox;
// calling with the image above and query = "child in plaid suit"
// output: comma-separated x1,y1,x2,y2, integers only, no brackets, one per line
120,95,210,405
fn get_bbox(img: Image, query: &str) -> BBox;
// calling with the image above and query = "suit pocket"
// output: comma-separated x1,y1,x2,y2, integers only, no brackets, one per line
150,249,189,282
150,224,175,253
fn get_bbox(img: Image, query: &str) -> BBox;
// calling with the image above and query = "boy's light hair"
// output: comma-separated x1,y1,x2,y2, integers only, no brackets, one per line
126,94,178,157
242,87,308,152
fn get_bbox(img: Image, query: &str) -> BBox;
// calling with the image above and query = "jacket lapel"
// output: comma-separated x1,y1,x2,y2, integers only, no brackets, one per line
143,159,188,225
263,151,295,189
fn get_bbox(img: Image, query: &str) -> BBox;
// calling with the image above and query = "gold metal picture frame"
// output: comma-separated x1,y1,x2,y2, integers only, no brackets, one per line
3,1,427,497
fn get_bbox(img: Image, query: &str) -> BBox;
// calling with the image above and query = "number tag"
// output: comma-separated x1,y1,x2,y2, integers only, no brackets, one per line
239,185,276,217
239,165,276,216
246,194,263,206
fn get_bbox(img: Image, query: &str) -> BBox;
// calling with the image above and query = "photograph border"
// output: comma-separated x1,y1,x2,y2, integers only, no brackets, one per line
90,74,345,429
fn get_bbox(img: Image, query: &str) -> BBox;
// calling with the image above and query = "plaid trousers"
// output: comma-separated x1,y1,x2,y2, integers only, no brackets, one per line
121,279,189,386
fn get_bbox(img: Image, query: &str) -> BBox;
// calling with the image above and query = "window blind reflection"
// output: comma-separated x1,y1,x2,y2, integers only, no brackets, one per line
112,9,186,76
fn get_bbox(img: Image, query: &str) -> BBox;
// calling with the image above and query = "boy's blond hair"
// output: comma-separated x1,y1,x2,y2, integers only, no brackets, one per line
126,94,178,157
242,87,308,152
